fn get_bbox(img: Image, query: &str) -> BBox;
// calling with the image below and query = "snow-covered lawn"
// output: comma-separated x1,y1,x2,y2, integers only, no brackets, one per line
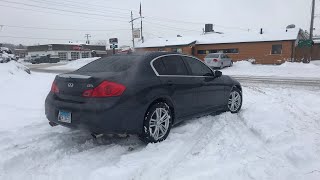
1,63,320,180
45,57,100,71
221,61,320,78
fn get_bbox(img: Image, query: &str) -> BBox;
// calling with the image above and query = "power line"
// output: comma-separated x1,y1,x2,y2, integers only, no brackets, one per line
0,0,129,20
144,20,201,32
144,16,250,31
0,4,128,23
0,24,130,32
25,0,131,18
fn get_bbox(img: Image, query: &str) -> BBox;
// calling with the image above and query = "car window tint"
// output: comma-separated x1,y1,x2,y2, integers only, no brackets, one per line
206,54,220,58
153,59,166,75
161,55,188,75
76,55,137,72
183,56,212,76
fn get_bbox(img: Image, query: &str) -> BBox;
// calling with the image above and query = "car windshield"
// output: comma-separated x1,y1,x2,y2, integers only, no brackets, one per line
206,54,220,58
76,55,138,72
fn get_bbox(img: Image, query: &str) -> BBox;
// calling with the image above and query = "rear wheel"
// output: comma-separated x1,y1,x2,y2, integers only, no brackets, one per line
140,102,172,143
229,61,233,67
228,88,242,113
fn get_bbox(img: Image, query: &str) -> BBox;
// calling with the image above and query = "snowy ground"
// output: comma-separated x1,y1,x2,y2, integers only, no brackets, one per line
1,63,320,180
221,61,320,78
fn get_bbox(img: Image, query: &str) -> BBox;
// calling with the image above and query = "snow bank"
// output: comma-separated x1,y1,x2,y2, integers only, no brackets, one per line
311,60,320,66
46,57,100,71
0,61,31,82
222,61,320,78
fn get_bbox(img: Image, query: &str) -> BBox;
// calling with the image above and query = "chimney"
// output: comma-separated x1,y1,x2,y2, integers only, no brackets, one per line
260,28,263,34
205,24,214,33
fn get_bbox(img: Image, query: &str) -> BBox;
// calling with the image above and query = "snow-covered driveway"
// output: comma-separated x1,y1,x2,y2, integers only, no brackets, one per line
0,70,320,180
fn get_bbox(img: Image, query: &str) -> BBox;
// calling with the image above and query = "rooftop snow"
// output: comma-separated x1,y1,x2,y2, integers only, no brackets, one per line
136,29,301,48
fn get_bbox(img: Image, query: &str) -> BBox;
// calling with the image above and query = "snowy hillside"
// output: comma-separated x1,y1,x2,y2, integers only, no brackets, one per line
0,71,320,180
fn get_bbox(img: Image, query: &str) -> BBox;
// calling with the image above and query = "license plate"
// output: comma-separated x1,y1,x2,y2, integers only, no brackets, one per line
58,111,72,123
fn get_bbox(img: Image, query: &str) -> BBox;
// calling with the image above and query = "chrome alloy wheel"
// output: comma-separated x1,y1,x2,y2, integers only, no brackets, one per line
228,91,242,112
149,108,171,140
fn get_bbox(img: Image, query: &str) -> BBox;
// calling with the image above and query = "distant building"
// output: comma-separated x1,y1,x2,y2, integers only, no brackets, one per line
27,43,107,61
136,28,309,64
14,49,27,58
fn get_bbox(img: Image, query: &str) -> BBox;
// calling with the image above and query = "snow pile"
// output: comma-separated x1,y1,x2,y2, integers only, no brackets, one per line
0,72,320,179
46,57,100,71
311,60,320,66
222,61,320,78
0,61,30,81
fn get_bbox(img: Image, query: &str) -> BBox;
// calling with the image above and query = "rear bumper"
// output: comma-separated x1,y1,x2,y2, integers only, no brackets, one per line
206,62,221,67
45,93,146,134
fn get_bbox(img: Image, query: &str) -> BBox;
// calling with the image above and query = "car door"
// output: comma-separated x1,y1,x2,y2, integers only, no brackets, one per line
225,54,232,66
182,56,226,114
152,55,199,120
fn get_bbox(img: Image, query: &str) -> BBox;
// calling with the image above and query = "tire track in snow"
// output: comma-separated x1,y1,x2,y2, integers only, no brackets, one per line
136,117,227,180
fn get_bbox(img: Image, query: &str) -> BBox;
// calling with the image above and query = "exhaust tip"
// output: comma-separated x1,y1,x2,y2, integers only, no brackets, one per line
91,133,104,139
49,121,58,127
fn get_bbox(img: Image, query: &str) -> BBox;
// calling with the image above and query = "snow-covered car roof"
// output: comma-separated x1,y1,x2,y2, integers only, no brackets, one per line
136,28,301,48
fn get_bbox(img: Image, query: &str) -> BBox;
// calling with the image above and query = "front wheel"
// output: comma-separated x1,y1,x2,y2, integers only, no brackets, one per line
228,88,242,113
140,102,172,143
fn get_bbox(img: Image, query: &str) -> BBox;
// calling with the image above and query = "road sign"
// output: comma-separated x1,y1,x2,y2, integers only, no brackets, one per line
110,44,118,49
133,28,140,38
298,40,314,48
109,38,118,44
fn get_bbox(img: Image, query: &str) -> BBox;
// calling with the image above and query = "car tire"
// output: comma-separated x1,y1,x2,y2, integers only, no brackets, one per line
229,61,233,67
227,88,242,113
140,102,172,143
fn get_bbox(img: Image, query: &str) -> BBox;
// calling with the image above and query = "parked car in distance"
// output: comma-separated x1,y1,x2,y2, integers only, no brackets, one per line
45,52,242,143
31,55,60,64
204,53,233,69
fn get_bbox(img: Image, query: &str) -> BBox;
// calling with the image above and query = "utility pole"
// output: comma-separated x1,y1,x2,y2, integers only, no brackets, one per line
131,11,135,48
309,0,316,62
310,0,315,40
85,34,91,44
140,3,144,43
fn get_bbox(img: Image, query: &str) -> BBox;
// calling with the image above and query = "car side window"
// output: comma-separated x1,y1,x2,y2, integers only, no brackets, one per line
160,55,188,75
221,54,225,58
182,56,213,76
153,59,166,75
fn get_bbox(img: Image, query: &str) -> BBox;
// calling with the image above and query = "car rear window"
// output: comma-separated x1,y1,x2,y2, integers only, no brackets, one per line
76,55,138,72
205,54,220,58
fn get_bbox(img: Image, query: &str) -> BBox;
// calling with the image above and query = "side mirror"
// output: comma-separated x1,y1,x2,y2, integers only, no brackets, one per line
214,71,222,78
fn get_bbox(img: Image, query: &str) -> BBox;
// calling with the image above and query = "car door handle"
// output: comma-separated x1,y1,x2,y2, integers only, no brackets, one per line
167,80,173,86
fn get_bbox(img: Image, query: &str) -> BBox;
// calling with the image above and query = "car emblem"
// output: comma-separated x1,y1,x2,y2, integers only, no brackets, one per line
68,83,74,88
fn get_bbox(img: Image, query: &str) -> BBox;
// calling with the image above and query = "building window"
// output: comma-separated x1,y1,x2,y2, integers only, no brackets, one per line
48,45,53,51
58,52,67,61
81,52,89,58
172,48,182,53
197,50,207,54
271,44,282,54
198,48,239,54
71,52,79,60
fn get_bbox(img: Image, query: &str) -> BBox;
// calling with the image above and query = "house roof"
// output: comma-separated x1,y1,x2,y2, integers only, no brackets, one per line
136,28,302,48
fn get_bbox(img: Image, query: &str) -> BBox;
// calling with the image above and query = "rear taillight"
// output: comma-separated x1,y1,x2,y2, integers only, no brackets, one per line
213,59,219,62
82,81,126,97
51,81,59,93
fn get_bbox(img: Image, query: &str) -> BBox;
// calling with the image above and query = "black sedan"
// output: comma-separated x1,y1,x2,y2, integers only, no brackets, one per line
45,52,242,143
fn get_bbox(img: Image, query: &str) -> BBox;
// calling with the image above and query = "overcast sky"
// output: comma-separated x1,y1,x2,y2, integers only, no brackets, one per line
0,0,315,46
